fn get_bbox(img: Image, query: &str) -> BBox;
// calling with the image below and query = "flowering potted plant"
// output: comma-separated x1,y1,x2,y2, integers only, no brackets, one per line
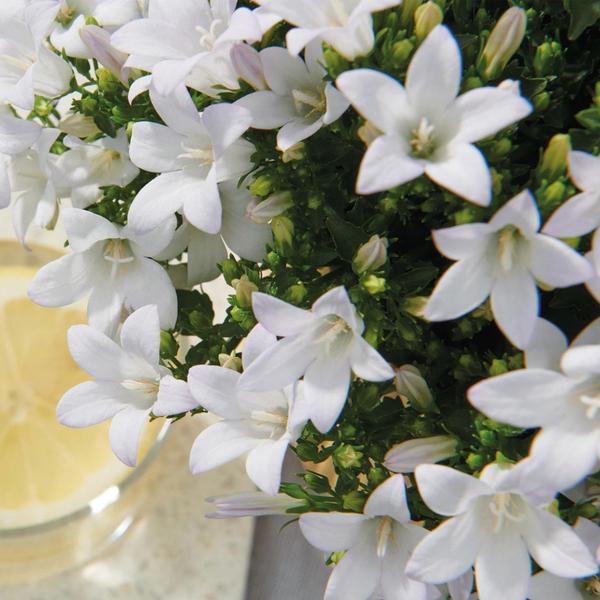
2,0,600,598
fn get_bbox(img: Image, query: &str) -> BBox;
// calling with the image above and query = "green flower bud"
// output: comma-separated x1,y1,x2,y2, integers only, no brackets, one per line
402,296,428,318
218,352,242,372
353,235,389,274
334,444,364,469
342,491,365,512
489,359,508,376
463,76,484,91
466,452,487,471
533,41,561,77
246,191,293,224
391,39,414,68
395,365,438,413
232,275,258,309
400,0,423,28
415,2,443,42
541,180,568,211
323,48,349,78
249,175,274,197
533,91,551,112
368,467,388,487
159,331,178,358
303,471,332,494
97,67,120,92
272,216,294,254
577,503,598,519
281,142,306,163
539,134,571,181
479,7,527,80
361,274,387,295
80,97,98,115
488,138,512,161
284,283,308,305
221,257,241,285
480,430,497,447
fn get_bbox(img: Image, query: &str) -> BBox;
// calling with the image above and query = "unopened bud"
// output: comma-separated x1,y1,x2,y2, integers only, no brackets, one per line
272,216,294,253
232,274,258,309
218,352,242,372
533,91,551,112
221,257,241,285
361,274,386,295
283,283,307,305
80,25,129,84
415,2,443,42
541,180,568,210
334,444,363,469
400,0,423,28
281,142,305,163
249,175,273,197
391,39,414,68
479,7,527,80
533,41,561,77
357,121,382,146
402,296,428,318
246,191,293,224
384,435,457,473
395,365,437,413
231,43,267,90
498,79,522,95
353,235,388,274
539,134,570,181
160,331,178,358
59,112,101,138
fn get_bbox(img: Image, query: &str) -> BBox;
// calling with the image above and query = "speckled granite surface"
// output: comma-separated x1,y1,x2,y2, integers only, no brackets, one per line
1,417,254,600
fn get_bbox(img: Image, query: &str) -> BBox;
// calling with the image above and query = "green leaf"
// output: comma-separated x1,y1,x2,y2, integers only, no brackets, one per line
565,0,600,39
325,216,369,261
576,108,600,130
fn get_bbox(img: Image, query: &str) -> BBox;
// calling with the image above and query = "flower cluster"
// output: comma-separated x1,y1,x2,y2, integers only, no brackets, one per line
3,1,600,599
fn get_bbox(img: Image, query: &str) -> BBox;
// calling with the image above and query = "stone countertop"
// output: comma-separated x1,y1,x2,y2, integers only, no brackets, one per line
2,417,255,600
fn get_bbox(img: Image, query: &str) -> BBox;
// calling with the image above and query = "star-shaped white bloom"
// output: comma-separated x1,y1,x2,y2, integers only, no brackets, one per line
0,5,72,109
127,85,253,236
46,0,141,59
111,0,262,97
423,190,593,349
57,305,180,466
406,463,597,600
154,182,272,285
28,207,177,337
238,286,394,433
235,42,349,152
528,518,600,600
300,475,439,600
55,129,139,209
336,26,533,205
468,316,600,491
154,324,310,495
254,0,402,60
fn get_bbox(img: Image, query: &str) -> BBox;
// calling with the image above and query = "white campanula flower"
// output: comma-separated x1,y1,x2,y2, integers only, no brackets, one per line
7,127,65,247
384,435,458,473
28,207,177,337
0,5,72,109
0,108,42,209
235,42,349,152
468,316,600,491
79,23,130,83
300,475,439,600
127,85,253,236
56,305,180,466
254,0,403,60
423,190,593,349
230,42,267,90
238,286,394,433
54,129,139,209
528,518,600,600
154,182,272,285
336,26,532,205
47,0,141,59
206,491,304,519
406,463,597,600
111,0,262,97
154,324,310,495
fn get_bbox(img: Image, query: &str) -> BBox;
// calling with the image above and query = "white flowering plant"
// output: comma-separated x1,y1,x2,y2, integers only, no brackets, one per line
3,0,600,598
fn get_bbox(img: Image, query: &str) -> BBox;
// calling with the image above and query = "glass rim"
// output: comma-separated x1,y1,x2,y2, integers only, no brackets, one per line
0,421,170,538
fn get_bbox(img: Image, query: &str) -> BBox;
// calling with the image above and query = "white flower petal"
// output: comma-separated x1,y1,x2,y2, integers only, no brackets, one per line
299,512,368,552
242,324,277,370
356,134,425,195
488,189,540,234
424,255,493,321
447,570,474,600
323,82,349,125
251,292,315,336
62,208,120,252
127,216,177,259
277,117,322,151
202,103,252,159
530,235,593,287
406,513,484,584
87,281,124,339
524,319,568,371
322,14,375,60
561,344,600,377
468,369,573,428
182,166,222,234
543,190,600,238
154,375,197,416
364,474,411,523
285,26,324,56
425,143,492,206
119,304,160,367
384,436,458,474
245,437,289,495
573,316,600,346
432,223,493,261
151,54,203,97
336,68,411,134
453,87,532,144
235,91,297,128
260,45,312,94
474,531,530,600
569,150,600,191
148,84,202,136
57,381,130,427
350,336,394,381
186,227,227,284
415,464,491,517
187,365,242,419
129,121,185,173
0,113,41,154
109,406,151,467
490,267,538,349
574,517,600,556
527,571,581,600
312,286,362,332
406,25,461,114
524,507,598,578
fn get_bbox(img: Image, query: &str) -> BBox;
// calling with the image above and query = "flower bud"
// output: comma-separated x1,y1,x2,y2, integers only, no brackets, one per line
533,91,551,112
479,7,527,80
395,365,437,413
539,134,571,181
218,352,242,372
246,191,293,224
221,257,241,285
415,2,443,42
402,296,428,318
541,180,568,211
249,174,274,197
283,283,307,305
80,25,129,84
160,331,178,358
281,142,305,163
353,235,388,274
533,41,561,77
230,43,267,90
384,435,458,473
361,274,386,295
391,39,414,68
59,112,101,138
232,274,258,309
334,444,363,469
272,216,294,253
400,0,423,28
206,492,303,519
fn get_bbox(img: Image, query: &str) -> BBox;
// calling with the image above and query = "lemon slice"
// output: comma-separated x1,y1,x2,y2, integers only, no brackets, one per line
0,265,133,529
